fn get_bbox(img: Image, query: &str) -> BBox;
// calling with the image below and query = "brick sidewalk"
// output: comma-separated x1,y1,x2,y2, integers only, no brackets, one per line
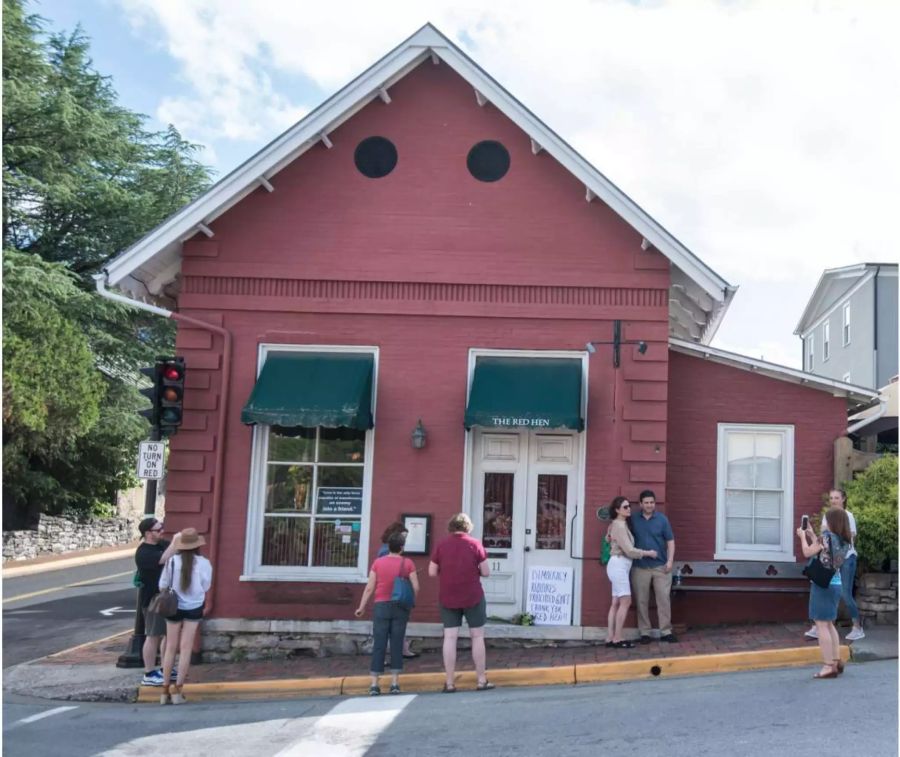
46,622,815,684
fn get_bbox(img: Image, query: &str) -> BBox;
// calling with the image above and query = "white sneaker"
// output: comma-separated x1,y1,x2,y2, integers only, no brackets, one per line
845,627,865,641
804,625,819,639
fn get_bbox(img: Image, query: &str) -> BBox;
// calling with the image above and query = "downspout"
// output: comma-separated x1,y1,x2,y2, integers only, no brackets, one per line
94,273,231,617
873,266,880,387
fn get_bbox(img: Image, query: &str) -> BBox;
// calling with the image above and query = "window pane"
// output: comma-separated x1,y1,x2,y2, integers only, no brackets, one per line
268,426,315,462
266,465,313,512
726,434,755,487
312,519,360,567
753,434,782,488
319,427,366,463
261,517,309,566
725,490,753,517
536,474,567,550
755,491,782,518
726,517,752,544
317,466,364,488
754,518,781,545
483,472,514,549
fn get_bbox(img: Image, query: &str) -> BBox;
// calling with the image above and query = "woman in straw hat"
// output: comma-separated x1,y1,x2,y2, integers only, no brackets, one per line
159,528,212,704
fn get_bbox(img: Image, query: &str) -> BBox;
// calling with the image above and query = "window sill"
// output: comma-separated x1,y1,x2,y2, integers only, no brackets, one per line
713,551,796,562
240,572,368,583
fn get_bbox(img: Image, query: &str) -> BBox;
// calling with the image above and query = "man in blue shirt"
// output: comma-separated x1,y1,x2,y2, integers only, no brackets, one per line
630,490,677,643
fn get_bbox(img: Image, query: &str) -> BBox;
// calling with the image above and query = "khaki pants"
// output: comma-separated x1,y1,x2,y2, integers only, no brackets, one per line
632,566,673,636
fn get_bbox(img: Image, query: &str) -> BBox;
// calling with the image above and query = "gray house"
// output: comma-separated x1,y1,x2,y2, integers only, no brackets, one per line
795,263,898,390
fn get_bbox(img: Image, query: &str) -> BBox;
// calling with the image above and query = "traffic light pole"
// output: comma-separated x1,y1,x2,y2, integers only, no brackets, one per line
116,426,161,669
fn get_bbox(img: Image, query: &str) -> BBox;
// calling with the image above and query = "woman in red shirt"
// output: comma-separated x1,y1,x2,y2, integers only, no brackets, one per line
428,513,494,692
355,532,420,695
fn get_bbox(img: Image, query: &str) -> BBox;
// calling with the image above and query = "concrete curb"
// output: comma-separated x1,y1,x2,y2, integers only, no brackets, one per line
135,645,851,704
2,546,137,578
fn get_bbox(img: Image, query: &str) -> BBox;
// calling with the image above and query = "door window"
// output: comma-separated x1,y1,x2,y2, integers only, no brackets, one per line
535,474,567,550
482,472,514,549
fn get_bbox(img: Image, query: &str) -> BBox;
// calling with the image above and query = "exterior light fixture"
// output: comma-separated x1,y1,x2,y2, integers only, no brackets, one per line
411,419,427,449
586,320,648,368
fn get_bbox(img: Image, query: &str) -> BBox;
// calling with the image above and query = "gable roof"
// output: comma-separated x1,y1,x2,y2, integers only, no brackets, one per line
794,262,898,336
102,23,736,343
669,337,878,407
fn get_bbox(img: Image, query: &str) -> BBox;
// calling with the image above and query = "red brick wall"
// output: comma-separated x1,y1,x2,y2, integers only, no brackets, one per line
163,60,674,625
666,350,848,624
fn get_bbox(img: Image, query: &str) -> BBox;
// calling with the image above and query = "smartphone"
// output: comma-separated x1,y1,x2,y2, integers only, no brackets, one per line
800,514,809,530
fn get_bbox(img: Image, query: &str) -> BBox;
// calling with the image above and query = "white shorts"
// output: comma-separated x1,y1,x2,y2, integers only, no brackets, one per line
607,555,633,597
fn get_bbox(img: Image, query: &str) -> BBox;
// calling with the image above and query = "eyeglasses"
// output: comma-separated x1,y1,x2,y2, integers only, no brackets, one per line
149,527,164,533
621,504,631,509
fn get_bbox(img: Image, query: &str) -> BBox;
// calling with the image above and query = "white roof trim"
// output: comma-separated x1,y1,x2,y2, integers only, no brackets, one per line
670,337,878,406
104,23,734,331
794,262,898,335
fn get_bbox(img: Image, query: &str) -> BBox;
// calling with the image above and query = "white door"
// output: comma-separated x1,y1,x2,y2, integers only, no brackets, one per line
471,429,579,622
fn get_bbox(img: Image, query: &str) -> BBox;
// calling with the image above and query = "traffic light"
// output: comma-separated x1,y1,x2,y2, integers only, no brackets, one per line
138,357,187,437
138,364,161,428
158,358,186,437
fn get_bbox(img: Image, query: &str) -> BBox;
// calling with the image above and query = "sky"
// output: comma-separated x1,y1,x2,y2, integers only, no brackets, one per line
34,0,900,370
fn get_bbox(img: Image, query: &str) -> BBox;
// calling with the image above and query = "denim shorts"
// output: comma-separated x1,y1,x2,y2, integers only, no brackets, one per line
439,596,487,629
166,606,203,623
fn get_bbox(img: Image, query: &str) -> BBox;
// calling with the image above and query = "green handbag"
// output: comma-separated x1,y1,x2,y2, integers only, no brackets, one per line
600,532,612,565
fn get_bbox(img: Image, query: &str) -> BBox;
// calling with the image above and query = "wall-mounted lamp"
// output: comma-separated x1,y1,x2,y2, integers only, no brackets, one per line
411,419,427,449
586,320,647,367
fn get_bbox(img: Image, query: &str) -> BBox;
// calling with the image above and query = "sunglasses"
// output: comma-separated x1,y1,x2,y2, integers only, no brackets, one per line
621,504,631,509
149,526,164,533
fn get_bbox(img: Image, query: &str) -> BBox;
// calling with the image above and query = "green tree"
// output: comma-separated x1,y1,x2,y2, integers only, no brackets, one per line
844,455,899,572
2,0,212,525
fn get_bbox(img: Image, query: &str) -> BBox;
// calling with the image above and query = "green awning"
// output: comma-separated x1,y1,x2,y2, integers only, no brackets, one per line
464,357,583,431
241,352,374,429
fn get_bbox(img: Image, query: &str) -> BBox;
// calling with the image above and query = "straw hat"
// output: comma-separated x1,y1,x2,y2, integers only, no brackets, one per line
177,528,206,550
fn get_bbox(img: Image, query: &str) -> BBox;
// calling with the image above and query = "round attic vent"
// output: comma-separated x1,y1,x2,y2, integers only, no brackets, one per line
467,140,510,182
354,136,398,178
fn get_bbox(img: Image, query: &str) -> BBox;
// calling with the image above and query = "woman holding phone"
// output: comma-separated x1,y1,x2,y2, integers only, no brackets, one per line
797,507,851,679
605,497,657,648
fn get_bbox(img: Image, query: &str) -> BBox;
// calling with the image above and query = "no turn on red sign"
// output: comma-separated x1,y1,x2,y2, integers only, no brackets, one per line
137,441,166,479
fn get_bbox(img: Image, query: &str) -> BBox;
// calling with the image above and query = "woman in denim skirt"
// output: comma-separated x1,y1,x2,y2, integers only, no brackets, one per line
798,507,851,679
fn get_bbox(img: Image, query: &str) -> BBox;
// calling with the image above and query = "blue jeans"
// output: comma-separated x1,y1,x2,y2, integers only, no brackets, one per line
370,601,410,674
840,554,859,622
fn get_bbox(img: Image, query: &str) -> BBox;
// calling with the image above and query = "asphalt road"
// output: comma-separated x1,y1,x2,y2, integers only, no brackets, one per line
2,556,137,667
3,660,897,757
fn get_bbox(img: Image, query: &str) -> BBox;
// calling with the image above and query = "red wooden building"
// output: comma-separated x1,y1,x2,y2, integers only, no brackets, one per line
97,25,875,644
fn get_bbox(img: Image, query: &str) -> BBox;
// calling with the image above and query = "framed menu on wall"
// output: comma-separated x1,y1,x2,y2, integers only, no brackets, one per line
401,514,431,555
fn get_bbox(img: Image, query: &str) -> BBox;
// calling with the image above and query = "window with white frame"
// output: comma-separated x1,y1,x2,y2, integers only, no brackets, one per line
243,346,376,581
823,321,830,360
806,336,814,371
716,424,794,560
260,426,367,569
842,302,851,345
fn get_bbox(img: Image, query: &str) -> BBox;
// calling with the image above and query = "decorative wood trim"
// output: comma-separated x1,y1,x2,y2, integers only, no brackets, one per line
182,276,668,307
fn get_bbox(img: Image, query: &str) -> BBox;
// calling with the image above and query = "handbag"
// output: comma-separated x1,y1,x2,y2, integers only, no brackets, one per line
147,559,178,617
600,532,612,566
802,534,835,589
390,558,416,610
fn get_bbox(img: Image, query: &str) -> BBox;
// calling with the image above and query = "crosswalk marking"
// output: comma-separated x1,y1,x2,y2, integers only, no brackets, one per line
274,695,416,757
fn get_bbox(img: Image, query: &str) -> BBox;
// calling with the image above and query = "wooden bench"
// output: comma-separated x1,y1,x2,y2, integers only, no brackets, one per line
672,560,807,594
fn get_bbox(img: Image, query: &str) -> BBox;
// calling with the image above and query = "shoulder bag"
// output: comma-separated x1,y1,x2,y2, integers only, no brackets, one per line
147,558,179,617
390,558,416,610
802,534,836,589
600,530,612,566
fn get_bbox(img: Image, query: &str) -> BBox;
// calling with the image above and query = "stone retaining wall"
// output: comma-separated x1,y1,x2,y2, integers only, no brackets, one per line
856,572,898,625
199,619,605,662
2,515,139,562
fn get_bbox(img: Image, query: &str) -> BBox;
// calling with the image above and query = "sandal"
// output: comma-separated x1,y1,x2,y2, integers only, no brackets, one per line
813,665,838,679
369,685,382,696
833,660,845,675
615,641,635,649
441,683,457,693
605,641,616,648
402,651,420,659
389,684,401,694
475,681,496,691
